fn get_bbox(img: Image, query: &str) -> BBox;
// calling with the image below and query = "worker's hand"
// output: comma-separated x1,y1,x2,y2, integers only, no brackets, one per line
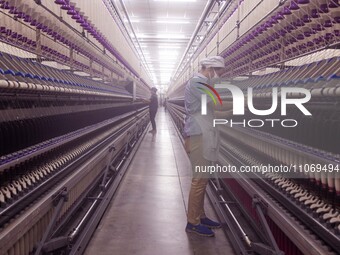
184,137,190,153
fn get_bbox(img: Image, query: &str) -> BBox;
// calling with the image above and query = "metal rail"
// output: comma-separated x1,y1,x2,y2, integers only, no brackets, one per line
0,109,142,172
218,141,338,255
0,109,149,254
69,121,149,254
168,101,339,255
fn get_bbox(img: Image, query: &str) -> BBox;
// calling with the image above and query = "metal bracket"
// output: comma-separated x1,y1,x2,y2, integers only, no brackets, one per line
252,194,268,214
252,195,285,255
34,188,68,255
251,242,281,255
219,200,237,204
100,145,116,190
110,165,117,172
125,133,132,155
108,145,116,153
41,236,69,254
51,187,68,206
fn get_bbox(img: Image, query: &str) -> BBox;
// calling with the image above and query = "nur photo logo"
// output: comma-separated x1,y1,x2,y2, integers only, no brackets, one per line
197,83,312,128
197,82,223,107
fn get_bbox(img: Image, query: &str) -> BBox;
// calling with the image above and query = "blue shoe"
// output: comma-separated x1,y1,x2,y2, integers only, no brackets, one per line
185,223,214,237
200,217,221,229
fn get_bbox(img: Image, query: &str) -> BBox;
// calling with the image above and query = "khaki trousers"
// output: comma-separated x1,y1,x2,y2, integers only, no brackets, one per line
185,135,210,225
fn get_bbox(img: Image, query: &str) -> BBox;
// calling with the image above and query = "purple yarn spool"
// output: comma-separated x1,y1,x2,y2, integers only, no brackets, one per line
319,4,329,14
282,7,292,15
329,0,339,8
67,7,76,15
302,15,311,23
297,0,309,4
61,4,71,10
289,1,299,10
310,9,320,18
324,19,332,27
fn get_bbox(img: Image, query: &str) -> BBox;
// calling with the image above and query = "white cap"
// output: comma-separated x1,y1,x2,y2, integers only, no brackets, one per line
199,56,225,68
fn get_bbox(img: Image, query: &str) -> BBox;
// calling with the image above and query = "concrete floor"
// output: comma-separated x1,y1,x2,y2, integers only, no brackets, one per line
85,108,235,255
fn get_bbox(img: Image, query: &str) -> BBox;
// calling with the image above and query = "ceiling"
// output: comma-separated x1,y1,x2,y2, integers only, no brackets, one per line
113,0,209,89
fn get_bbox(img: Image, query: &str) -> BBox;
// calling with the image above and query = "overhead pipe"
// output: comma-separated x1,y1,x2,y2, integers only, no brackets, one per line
170,0,234,92
172,0,216,81
197,0,237,58
117,0,153,85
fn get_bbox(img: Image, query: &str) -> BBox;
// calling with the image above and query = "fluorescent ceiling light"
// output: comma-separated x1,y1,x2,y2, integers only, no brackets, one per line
147,59,177,62
158,53,178,57
124,19,140,23
154,0,196,2
156,20,190,24
159,61,177,67
147,60,177,63
159,50,178,55
158,59,181,62
155,34,187,39
158,56,178,60
134,33,187,39
158,57,178,61
158,45,182,49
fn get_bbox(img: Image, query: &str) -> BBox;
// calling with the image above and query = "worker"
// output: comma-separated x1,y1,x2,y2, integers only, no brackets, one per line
149,87,158,133
183,56,230,237
163,97,169,111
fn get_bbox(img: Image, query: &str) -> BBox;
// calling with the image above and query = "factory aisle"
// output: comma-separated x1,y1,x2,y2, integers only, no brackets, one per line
85,108,235,255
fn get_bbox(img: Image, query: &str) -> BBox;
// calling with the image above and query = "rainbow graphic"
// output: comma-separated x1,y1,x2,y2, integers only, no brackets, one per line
197,82,223,105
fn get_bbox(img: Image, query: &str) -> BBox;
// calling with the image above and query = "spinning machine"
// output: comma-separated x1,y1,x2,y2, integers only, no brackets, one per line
0,0,152,254
168,0,340,254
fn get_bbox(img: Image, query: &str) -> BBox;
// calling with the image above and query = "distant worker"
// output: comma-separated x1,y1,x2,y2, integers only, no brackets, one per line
149,87,158,133
183,56,228,237
163,97,169,111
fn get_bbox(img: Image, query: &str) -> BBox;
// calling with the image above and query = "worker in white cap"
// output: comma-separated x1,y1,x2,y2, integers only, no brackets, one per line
198,56,225,78
183,55,228,237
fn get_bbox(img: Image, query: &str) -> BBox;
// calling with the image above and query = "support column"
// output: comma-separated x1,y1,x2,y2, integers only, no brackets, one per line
102,65,105,80
36,29,42,62
236,0,241,39
90,59,93,77
70,47,74,71
132,81,136,102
